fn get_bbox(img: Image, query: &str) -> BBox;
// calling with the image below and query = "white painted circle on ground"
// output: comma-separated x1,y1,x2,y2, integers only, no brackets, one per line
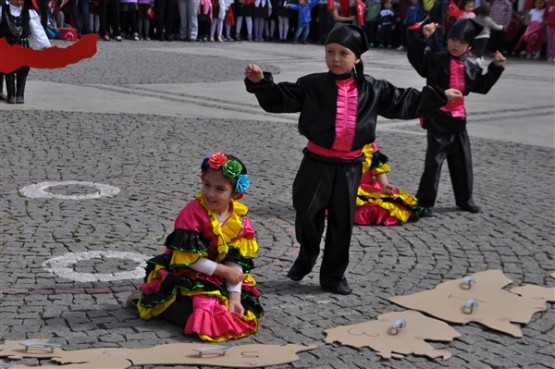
43,251,148,282
20,181,120,199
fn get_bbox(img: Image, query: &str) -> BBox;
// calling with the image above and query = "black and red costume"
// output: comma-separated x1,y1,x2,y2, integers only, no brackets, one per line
246,68,447,294
407,23,504,213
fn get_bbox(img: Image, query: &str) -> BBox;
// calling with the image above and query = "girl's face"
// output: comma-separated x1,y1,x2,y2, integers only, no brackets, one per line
465,2,475,11
535,0,544,8
447,38,471,57
325,43,360,76
201,169,235,215
11,0,24,6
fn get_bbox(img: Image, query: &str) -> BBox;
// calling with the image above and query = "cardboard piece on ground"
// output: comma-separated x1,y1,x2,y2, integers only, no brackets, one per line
324,310,461,360
388,270,555,338
0,340,317,368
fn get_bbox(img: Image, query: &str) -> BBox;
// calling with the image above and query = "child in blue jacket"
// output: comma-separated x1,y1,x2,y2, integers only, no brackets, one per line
286,0,318,44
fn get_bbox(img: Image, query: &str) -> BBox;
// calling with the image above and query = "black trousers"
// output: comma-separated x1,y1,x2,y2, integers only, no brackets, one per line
416,130,475,209
292,152,362,285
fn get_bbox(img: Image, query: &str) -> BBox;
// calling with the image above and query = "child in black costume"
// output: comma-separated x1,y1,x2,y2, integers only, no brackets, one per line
0,0,51,104
407,19,506,216
245,22,460,295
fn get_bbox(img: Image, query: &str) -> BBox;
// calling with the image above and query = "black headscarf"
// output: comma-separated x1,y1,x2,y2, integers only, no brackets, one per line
448,19,484,46
325,22,369,78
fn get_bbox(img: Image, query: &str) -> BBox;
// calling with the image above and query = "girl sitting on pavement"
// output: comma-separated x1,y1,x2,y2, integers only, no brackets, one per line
136,152,263,342
354,143,425,226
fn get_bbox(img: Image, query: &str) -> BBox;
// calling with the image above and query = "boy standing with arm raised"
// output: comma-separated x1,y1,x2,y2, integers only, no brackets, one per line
407,19,506,217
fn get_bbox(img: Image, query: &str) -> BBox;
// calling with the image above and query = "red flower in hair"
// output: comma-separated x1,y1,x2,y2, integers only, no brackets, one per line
208,152,227,169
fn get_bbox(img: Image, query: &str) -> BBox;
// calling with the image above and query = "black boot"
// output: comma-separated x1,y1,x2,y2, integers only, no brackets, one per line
16,74,26,104
5,74,15,104
0,73,6,101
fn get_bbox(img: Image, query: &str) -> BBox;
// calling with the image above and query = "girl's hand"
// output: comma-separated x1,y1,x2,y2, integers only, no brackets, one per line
228,292,244,316
445,88,463,101
422,22,439,38
245,64,264,83
382,183,396,196
224,265,244,284
493,50,506,66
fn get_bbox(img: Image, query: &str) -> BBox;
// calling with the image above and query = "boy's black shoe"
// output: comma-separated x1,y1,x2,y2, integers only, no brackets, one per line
420,207,435,217
458,204,481,213
287,263,309,281
321,278,352,295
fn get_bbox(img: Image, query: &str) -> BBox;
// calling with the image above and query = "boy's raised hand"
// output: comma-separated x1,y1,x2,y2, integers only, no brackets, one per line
422,23,439,38
245,64,264,83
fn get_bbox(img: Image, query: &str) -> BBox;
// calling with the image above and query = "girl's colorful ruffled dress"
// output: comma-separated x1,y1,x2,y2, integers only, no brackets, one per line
354,143,424,226
137,193,263,342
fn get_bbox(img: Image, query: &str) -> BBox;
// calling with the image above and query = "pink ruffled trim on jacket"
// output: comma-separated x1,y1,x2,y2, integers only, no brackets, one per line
184,295,257,340
332,77,358,152
440,58,466,118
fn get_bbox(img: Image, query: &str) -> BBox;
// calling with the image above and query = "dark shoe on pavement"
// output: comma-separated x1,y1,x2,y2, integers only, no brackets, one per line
287,262,310,281
420,207,435,217
321,278,352,295
458,204,481,213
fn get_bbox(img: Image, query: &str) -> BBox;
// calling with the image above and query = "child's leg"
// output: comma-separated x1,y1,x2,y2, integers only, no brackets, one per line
216,17,224,40
4,72,15,103
138,15,144,38
293,24,302,43
301,23,309,42
258,17,265,39
446,131,479,211
416,131,450,209
253,16,260,40
474,38,487,58
385,25,392,47
236,15,243,39
15,66,30,104
321,165,360,291
282,15,289,40
210,18,217,39
290,158,330,277
547,26,555,59
177,0,187,40
245,16,253,40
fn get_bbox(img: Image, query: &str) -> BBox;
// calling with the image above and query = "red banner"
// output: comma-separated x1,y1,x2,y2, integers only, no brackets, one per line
0,34,98,74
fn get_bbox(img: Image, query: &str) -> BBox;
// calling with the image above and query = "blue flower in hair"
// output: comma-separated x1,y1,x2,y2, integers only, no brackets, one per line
235,174,250,194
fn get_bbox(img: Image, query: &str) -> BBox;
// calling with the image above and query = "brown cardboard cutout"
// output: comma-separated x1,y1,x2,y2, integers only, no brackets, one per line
388,270,555,338
0,339,317,368
324,310,461,360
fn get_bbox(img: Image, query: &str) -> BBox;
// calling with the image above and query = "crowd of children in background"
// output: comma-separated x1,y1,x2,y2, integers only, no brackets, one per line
35,0,554,60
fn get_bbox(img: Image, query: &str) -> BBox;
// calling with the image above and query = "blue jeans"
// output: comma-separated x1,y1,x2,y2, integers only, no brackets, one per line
294,23,310,43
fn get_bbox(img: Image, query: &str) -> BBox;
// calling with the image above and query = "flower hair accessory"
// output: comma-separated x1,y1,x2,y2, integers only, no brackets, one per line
201,152,250,194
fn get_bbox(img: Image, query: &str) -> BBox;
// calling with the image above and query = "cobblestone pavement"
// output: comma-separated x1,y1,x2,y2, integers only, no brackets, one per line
1,39,554,369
